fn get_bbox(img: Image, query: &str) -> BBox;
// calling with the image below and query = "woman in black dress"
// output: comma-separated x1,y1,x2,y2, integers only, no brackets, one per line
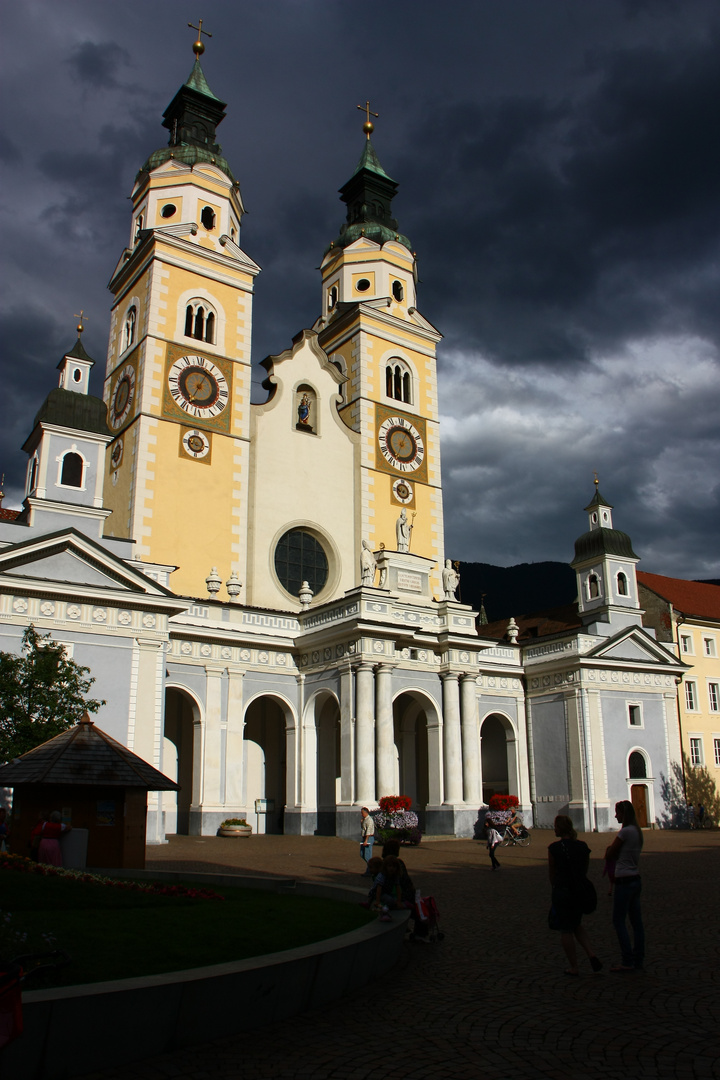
548,815,602,975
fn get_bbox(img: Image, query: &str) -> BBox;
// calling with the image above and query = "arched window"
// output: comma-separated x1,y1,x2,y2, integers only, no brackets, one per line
184,300,216,344
200,206,216,231
27,456,39,494
385,358,413,405
122,306,136,353
628,751,647,779
60,452,83,488
328,285,338,311
392,280,404,302
588,574,600,599
134,214,144,241
617,572,628,596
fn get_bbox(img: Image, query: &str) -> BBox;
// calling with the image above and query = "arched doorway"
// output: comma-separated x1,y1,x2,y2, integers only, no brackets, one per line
163,688,197,835
629,750,649,827
243,696,288,834
392,691,441,828
480,714,518,804
315,692,341,836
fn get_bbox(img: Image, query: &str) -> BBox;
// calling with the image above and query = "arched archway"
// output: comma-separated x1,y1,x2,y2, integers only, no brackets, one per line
313,691,341,835
243,695,290,834
392,691,442,828
480,713,519,804
164,687,199,835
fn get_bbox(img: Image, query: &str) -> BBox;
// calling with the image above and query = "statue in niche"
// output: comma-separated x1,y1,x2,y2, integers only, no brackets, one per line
396,508,412,552
296,386,315,432
297,393,310,425
442,559,461,600
360,540,377,586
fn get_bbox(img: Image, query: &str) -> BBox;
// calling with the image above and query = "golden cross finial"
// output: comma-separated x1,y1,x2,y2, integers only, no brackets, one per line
593,470,599,487
74,310,88,335
357,100,379,140
188,18,212,57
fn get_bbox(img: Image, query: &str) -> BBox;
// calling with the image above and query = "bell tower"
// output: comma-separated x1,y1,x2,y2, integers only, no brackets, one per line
102,28,260,598
315,106,445,591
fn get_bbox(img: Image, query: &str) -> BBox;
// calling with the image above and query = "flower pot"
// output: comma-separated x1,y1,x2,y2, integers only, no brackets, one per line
218,826,252,837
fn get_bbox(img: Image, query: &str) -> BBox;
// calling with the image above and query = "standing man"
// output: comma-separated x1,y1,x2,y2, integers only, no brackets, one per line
360,807,375,876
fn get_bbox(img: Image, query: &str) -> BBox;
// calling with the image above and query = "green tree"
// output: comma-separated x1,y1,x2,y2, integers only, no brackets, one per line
0,625,105,762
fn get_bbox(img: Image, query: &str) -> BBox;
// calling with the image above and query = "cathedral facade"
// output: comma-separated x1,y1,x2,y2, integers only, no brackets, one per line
0,49,685,839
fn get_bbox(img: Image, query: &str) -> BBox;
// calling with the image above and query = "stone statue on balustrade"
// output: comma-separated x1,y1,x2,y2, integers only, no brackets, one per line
442,559,460,600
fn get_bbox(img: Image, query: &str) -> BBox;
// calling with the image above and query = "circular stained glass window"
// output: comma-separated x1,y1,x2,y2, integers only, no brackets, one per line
274,529,328,598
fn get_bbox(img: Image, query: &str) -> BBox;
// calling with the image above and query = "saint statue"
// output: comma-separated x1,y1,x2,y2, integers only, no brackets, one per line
396,508,412,552
297,393,310,425
360,540,377,586
442,558,460,600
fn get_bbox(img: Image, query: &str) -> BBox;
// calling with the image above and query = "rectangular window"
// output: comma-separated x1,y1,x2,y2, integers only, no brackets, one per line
703,637,717,657
689,737,703,766
628,704,642,727
709,683,719,712
685,681,697,711
680,633,693,654
715,738,720,767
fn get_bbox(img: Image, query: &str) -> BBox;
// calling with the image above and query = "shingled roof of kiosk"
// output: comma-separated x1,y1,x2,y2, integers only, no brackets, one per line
0,713,178,790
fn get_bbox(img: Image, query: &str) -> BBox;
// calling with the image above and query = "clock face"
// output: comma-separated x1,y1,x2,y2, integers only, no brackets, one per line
168,355,228,419
181,429,211,459
378,416,425,472
110,364,136,429
110,438,124,468
392,478,414,505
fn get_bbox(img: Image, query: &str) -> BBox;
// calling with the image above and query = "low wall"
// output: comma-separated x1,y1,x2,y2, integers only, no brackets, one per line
4,873,408,1080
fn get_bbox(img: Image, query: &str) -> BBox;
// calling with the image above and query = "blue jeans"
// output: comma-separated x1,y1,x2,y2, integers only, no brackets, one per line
612,876,644,968
360,837,374,871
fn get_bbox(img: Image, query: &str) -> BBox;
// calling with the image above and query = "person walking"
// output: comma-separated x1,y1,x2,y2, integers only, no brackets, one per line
605,800,645,972
548,815,602,976
359,806,375,876
485,817,502,871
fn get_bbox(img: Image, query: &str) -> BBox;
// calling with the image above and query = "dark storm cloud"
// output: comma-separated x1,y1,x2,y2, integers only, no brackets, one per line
66,41,132,89
399,33,720,367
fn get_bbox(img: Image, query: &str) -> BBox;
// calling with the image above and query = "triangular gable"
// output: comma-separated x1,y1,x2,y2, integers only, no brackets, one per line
0,528,175,598
585,626,682,668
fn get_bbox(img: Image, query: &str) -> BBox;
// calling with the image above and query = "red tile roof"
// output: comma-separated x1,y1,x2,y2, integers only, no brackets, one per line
0,507,20,521
638,571,720,621
476,603,582,642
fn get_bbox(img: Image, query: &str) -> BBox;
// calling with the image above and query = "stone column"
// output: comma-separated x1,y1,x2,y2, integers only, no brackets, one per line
339,661,355,804
224,669,245,809
355,664,375,805
460,674,481,805
132,636,165,843
202,665,226,819
441,672,463,805
375,664,395,798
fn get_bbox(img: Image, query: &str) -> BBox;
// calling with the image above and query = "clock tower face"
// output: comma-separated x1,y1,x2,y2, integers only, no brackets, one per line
167,355,229,419
110,363,136,430
377,415,425,473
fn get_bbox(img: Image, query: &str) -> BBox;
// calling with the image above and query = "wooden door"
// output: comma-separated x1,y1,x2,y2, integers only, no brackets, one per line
631,784,648,827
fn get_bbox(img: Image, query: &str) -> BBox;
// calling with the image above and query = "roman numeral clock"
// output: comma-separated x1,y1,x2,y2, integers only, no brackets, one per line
162,346,233,460
375,405,429,499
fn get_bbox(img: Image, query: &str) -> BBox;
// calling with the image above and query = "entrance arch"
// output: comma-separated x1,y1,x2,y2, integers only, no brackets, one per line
313,691,341,835
243,695,291,834
480,713,519,804
628,748,651,827
392,690,442,827
164,687,200,835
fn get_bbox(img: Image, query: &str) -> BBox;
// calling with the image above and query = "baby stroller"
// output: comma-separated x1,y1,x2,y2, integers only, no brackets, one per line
408,893,444,943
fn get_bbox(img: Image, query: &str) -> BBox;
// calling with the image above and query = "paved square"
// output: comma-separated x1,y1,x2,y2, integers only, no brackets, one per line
80,829,719,1080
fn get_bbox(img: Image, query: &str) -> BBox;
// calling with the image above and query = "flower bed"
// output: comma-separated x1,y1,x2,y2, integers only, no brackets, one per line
372,796,422,845
0,854,224,901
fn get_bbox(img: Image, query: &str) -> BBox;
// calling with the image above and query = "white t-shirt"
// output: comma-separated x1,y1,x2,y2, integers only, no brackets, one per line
614,825,642,877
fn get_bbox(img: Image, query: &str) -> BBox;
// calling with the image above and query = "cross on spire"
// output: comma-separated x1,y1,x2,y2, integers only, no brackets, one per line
188,18,212,57
357,100,379,140
593,470,599,488
74,310,88,335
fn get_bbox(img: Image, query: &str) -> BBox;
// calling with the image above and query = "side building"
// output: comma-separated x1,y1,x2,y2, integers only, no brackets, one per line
639,572,720,815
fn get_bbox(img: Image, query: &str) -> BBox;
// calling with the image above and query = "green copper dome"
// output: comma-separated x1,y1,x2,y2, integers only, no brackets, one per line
326,139,412,255
572,528,638,565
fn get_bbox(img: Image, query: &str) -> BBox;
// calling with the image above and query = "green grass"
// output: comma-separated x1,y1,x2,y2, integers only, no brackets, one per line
0,869,374,989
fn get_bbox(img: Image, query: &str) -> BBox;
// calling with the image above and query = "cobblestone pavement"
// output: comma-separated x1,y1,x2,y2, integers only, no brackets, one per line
79,829,719,1080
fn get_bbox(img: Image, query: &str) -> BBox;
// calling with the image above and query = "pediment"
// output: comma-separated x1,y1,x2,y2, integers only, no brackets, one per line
0,529,174,598
585,627,680,667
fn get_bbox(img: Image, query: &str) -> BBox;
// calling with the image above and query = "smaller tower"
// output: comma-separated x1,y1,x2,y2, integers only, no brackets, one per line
21,326,112,538
571,479,642,632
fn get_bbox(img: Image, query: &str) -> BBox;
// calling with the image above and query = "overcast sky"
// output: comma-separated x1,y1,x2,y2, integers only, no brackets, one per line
2,1,719,580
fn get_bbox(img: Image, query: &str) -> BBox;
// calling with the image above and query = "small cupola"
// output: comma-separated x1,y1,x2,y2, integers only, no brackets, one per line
57,316,94,395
